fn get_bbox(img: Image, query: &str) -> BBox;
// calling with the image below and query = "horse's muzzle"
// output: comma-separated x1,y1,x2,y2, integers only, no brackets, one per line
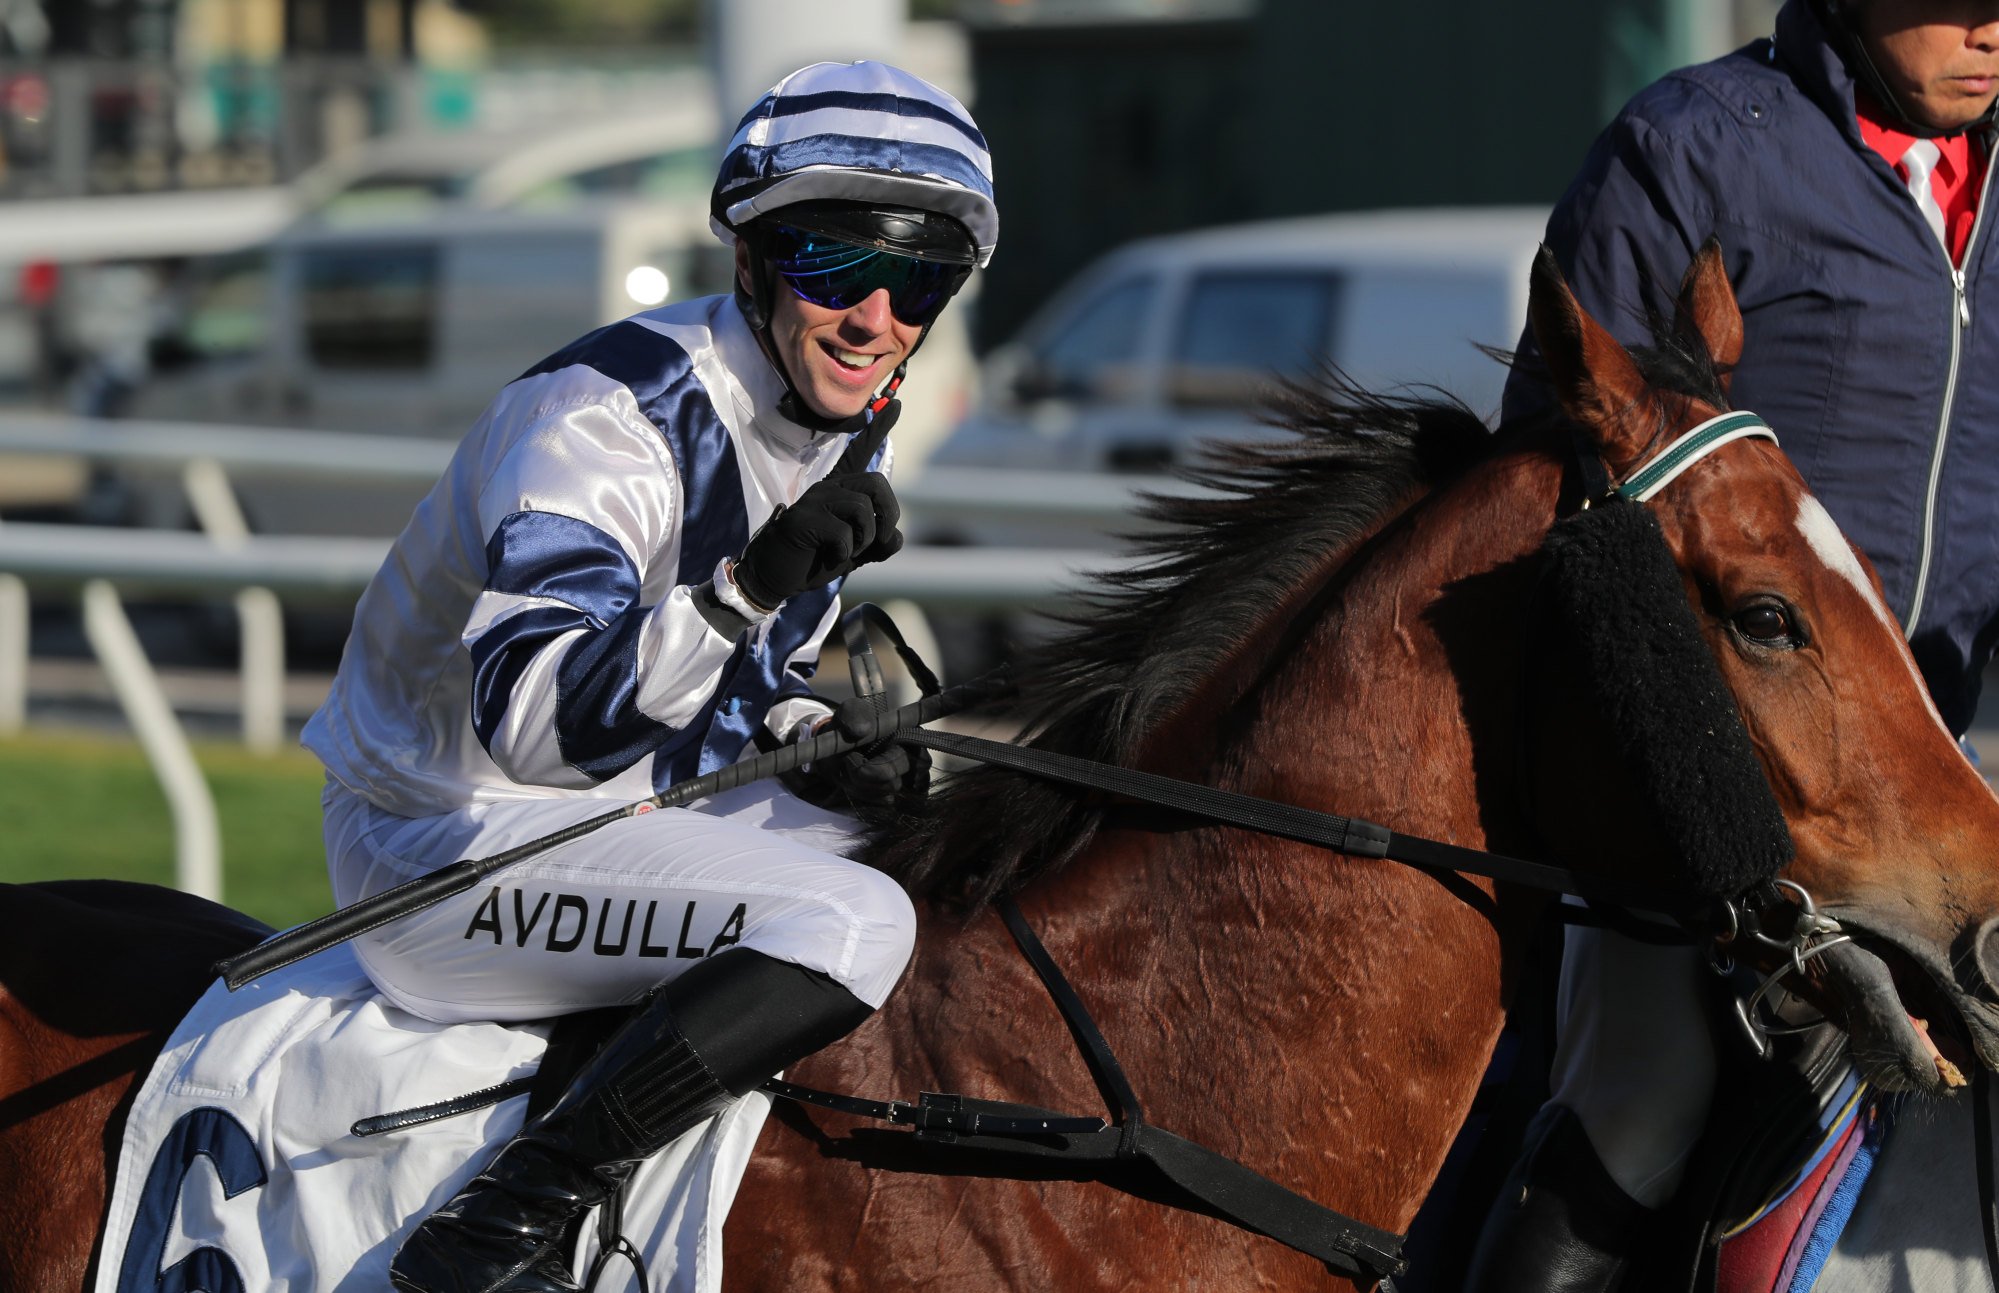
1819,918,1996,1093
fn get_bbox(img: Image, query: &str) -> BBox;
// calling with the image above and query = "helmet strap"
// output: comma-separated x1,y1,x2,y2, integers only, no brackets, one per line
868,363,907,417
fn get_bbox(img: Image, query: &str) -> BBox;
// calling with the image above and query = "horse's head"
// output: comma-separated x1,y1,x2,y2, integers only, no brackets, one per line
1528,241,1999,1094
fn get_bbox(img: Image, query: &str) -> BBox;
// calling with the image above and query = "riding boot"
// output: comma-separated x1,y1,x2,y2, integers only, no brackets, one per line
1462,1103,1654,1293
389,948,873,1293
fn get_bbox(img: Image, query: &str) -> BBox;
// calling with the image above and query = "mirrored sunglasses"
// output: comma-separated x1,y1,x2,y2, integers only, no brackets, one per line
766,226,970,326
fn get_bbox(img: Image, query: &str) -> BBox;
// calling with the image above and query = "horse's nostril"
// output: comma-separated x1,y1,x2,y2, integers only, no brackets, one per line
1974,917,1999,997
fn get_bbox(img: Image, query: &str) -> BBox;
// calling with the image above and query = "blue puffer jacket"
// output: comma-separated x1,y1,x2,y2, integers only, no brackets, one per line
1504,0,1999,735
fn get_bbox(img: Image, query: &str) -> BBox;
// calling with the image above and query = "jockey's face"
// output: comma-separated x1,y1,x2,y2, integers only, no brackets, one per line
1856,0,1999,130
737,240,924,422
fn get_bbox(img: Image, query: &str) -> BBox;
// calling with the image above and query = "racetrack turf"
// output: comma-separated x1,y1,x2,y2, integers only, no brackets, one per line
0,732,331,930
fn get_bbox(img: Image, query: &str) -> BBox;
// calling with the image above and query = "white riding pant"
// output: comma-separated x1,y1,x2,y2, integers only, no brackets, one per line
323,778,917,1026
1548,913,1717,1209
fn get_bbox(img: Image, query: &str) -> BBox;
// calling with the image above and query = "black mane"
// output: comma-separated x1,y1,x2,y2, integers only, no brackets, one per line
870,323,1728,911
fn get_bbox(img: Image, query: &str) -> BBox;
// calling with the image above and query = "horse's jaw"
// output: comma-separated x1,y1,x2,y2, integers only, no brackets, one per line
1812,925,1994,1095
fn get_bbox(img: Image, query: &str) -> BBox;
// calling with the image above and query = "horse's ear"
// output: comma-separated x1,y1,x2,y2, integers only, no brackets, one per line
1526,245,1654,464
1674,236,1742,392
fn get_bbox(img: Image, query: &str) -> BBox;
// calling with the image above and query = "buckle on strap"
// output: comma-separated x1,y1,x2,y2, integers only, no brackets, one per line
908,1091,1108,1142
757,1077,1106,1142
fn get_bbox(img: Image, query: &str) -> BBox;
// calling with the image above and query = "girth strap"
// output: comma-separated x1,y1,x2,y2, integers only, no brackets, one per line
759,1077,1106,1139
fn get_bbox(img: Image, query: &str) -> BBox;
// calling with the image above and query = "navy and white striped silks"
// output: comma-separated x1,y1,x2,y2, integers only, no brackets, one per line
712,59,998,266
304,294,880,819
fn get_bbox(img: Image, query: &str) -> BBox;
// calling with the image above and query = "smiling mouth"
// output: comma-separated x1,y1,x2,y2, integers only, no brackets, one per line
820,341,883,373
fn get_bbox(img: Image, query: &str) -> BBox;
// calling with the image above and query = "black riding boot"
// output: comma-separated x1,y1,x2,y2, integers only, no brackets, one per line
1462,1103,1654,1293
389,948,873,1293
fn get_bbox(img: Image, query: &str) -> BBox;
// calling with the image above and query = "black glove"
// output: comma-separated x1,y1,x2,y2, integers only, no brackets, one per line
733,407,904,612
789,696,931,814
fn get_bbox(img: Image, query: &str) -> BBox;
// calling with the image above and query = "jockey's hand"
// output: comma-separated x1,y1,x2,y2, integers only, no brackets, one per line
792,698,931,813
733,410,904,612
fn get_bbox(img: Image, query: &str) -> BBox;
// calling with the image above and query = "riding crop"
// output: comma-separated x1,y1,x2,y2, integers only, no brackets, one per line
213,672,1009,991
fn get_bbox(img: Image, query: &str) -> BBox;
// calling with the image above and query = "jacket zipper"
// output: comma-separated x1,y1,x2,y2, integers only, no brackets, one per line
1905,144,1994,637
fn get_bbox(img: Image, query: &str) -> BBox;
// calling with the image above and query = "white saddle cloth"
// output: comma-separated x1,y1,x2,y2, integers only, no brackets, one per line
91,945,771,1293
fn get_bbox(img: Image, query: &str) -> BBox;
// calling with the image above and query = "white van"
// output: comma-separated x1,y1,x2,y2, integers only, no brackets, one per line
921,207,1546,544
127,199,728,535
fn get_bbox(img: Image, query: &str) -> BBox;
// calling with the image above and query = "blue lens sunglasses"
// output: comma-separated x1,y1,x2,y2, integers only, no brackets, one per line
766,225,971,326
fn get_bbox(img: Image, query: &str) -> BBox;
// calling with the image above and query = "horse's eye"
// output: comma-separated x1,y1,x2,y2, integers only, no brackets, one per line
1734,603,1795,643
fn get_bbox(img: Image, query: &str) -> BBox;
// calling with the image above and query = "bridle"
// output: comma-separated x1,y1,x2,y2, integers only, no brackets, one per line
1601,409,1776,502
1568,408,1855,1055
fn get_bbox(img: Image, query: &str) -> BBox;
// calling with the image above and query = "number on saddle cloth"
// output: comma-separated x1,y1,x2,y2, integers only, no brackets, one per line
1536,497,1794,901
117,1108,266,1293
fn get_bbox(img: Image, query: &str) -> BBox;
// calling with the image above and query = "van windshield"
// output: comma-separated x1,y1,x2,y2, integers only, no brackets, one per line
1020,274,1157,403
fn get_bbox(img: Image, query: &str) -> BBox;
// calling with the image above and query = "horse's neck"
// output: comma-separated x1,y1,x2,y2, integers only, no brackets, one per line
1027,445,1565,1233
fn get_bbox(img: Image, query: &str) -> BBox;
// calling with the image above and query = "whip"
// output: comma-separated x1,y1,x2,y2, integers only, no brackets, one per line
214,673,1005,991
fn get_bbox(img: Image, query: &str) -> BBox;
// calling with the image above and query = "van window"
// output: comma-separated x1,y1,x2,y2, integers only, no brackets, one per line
1336,269,1516,412
300,244,440,370
1020,274,1157,402
1169,272,1340,409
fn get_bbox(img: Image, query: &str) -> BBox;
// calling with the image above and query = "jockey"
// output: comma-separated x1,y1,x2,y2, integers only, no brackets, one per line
299,61,998,1293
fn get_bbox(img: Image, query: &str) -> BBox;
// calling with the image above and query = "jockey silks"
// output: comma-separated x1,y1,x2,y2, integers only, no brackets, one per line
305,294,882,818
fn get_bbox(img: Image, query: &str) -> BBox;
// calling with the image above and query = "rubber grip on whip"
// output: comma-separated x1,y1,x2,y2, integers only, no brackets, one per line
213,860,484,990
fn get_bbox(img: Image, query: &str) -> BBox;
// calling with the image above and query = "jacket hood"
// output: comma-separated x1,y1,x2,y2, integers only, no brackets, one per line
1773,0,1872,149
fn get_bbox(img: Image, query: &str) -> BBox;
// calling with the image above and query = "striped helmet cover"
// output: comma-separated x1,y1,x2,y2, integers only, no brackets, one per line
712,60,999,267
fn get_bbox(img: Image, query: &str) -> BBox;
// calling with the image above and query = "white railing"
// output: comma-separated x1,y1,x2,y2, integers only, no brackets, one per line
0,412,1204,519
0,520,1123,604
0,412,1163,900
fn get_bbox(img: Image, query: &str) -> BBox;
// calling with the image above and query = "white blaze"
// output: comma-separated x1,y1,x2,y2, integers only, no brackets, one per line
1795,495,1960,742
1796,496,1894,628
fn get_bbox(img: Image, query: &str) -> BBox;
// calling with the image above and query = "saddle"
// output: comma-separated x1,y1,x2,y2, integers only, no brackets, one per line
1650,998,1872,1292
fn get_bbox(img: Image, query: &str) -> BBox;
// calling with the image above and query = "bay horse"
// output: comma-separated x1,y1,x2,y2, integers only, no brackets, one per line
7,245,1999,1292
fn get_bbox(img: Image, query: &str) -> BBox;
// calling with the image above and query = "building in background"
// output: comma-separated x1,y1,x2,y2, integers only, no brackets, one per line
0,0,479,197
963,0,1783,348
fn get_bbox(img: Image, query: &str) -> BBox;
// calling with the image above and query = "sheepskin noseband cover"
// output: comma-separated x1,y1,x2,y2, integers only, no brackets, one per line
1539,497,1794,900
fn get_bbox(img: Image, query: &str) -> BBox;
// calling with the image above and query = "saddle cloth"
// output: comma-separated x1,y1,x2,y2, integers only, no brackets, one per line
90,945,772,1293
1713,1072,1881,1293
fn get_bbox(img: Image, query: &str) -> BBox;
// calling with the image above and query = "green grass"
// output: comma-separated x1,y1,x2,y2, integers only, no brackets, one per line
0,731,333,930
